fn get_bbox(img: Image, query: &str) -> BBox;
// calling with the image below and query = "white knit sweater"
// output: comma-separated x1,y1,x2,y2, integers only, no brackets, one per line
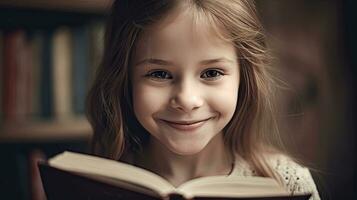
229,154,321,200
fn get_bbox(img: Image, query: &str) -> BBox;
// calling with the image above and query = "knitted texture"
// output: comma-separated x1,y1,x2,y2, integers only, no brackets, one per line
230,154,321,200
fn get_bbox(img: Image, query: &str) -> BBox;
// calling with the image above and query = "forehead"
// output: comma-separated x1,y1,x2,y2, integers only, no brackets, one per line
133,7,236,61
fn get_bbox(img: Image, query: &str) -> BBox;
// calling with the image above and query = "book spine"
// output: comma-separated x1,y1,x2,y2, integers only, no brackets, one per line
40,30,53,119
72,25,90,115
25,33,33,120
52,27,73,121
15,30,31,122
3,30,23,122
28,31,44,119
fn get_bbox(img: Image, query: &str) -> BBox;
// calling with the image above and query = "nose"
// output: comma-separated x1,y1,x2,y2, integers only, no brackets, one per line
169,80,204,113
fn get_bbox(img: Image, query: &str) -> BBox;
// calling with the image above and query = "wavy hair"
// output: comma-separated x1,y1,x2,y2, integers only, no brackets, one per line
87,0,284,181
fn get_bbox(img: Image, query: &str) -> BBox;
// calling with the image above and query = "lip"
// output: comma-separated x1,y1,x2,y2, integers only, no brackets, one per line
160,118,211,131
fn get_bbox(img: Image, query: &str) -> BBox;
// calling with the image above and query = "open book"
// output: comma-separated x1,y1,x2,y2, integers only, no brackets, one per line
39,151,311,200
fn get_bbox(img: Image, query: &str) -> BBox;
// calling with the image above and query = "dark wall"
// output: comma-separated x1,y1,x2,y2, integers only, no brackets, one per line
344,0,357,198
256,0,356,199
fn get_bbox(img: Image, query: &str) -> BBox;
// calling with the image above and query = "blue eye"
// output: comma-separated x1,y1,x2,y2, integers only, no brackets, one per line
145,70,173,80
201,69,224,80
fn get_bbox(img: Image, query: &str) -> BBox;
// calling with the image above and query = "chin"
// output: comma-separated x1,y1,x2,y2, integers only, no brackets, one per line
166,141,208,156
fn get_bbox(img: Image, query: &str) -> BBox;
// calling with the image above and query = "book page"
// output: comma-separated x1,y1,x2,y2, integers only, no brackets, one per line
48,151,175,196
176,176,291,199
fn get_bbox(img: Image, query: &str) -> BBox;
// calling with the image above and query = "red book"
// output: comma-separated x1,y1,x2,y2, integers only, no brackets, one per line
3,30,25,122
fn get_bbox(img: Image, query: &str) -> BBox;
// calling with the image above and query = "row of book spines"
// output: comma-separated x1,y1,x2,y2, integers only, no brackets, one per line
0,22,104,124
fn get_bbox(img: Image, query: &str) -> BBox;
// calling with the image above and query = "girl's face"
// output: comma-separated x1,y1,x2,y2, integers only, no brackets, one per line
131,9,240,155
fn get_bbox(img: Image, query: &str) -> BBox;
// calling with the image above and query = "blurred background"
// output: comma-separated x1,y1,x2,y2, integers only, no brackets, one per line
256,1,356,200
0,0,355,200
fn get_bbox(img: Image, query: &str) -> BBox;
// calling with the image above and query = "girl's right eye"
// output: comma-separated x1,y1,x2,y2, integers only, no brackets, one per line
144,70,173,80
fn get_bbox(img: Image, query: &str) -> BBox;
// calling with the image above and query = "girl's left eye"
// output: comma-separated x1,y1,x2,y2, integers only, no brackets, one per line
145,70,173,80
201,69,224,80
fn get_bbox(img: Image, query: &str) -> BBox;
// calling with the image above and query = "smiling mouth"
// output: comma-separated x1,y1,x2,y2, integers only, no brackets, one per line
160,118,212,131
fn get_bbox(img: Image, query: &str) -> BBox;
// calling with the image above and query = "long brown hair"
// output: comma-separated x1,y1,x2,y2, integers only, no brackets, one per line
87,0,284,181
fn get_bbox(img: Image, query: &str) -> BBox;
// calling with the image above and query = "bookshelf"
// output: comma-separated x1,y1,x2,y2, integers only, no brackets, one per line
0,0,113,13
0,3,108,199
0,0,108,143
0,118,92,142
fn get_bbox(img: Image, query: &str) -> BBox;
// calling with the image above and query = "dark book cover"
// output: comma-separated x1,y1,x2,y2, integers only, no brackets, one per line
38,163,311,200
39,163,160,200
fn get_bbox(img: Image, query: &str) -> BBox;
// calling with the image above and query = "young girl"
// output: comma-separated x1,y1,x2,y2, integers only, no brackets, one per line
87,0,320,199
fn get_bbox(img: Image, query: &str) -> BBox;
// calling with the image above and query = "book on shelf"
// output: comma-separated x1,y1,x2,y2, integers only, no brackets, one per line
28,31,44,119
39,151,312,200
52,27,73,120
2,30,27,122
39,30,54,119
2,30,17,122
72,25,90,115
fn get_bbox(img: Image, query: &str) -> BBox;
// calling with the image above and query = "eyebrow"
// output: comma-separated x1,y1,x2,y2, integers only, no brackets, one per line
134,57,235,67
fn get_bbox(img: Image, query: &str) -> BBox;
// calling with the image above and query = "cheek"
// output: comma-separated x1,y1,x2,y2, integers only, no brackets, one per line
216,94,237,118
132,83,169,119
210,79,239,120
